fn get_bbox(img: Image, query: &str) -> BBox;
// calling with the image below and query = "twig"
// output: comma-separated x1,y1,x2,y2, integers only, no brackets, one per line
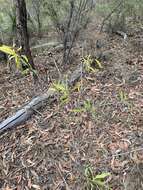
55,162,71,190
53,58,62,79
102,147,143,162
30,107,44,117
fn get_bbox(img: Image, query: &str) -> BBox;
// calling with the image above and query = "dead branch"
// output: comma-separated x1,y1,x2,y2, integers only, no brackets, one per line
0,65,83,133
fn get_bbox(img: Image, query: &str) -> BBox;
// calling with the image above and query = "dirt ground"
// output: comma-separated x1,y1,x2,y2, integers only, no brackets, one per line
0,21,143,190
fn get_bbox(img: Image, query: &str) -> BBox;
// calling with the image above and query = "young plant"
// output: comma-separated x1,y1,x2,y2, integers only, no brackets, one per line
73,81,82,92
95,59,103,69
72,100,96,118
85,166,111,190
51,81,69,104
83,55,96,73
0,45,37,76
118,89,133,110
83,100,95,113
118,89,128,102
83,55,103,73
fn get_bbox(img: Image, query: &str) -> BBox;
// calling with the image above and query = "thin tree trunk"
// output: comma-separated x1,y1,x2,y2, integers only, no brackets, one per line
15,0,35,69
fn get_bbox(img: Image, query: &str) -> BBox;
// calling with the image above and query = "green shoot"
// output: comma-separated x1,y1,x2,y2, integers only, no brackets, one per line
83,55,96,73
51,81,69,104
72,100,96,117
83,55,103,72
118,90,128,102
0,45,37,76
85,166,111,190
118,89,133,110
95,59,103,69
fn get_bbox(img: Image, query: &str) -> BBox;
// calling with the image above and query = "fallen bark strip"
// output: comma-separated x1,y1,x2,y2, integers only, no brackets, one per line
31,42,71,52
31,41,61,50
115,30,127,40
0,65,83,133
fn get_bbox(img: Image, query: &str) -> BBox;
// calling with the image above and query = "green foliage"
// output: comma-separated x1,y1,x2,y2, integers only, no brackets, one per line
85,166,111,190
118,89,133,109
0,45,36,75
95,2,114,17
0,1,16,40
118,89,128,102
83,100,96,113
42,0,68,27
123,0,143,19
83,55,103,72
95,59,103,69
73,81,82,92
72,100,96,117
83,55,96,73
96,0,143,32
43,0,93,26
51,81,69,104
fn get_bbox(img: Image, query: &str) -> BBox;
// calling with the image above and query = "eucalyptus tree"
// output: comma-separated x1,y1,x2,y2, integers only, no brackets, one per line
15,0,35,69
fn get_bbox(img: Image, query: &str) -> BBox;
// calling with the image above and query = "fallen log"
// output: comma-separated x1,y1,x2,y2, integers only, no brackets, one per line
0,65,83,133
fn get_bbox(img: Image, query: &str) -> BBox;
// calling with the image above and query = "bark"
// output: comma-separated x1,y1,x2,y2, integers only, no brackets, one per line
15,0,35,69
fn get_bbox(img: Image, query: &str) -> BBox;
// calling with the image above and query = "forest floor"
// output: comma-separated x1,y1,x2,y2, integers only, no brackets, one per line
0,21,143,190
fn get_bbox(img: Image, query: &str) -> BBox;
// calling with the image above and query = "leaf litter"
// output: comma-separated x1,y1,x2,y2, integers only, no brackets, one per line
0,22,143,190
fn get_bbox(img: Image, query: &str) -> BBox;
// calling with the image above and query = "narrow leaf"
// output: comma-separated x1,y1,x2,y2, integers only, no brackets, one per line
95,172,110,179
0,45,16,56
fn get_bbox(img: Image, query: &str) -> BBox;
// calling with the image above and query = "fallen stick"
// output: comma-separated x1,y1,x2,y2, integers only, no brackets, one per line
0,65,83,133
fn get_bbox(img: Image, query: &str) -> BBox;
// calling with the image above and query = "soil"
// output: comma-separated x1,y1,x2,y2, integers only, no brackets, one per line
0,20,143,190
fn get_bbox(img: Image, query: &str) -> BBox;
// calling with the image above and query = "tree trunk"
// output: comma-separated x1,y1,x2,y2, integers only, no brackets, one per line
15,0,35,69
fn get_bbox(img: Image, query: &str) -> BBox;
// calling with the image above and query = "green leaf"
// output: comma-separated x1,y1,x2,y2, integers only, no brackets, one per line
71,108,84,113
22,68,30,75
8,55,15,61
49,87,57,92
17,46,22,52
21,55,29,63
0,45,16,56
95,172,110,179
95,59,103,69
52,82,68,95
15,55,21,69
32,69,38,76
92,179,104,186
83,55,96,73
85,167,93,179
